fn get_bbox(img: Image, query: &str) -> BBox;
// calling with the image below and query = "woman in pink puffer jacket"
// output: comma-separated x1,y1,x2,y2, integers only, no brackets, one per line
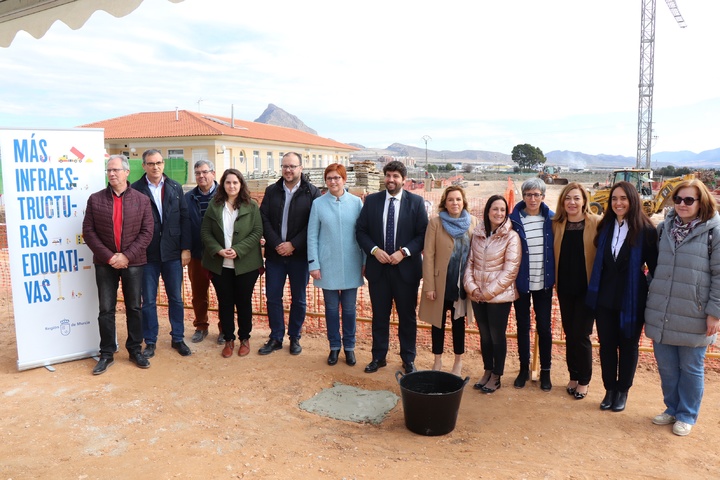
464,194,522,393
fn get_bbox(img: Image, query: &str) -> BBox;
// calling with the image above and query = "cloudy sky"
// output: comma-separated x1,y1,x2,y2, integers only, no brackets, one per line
1,0,718,157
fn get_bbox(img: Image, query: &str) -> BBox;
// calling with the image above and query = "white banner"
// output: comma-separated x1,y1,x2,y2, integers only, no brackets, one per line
0,128,105,370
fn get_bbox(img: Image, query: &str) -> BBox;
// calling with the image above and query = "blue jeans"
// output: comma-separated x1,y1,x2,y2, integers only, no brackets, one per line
141,259,185,344
653,341,707,425
514,288,553,370
95,263,144,358
265,256,309,341
322,288,357,351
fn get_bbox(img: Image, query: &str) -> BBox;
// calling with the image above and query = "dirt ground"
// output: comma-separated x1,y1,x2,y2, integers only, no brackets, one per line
2,179,720,479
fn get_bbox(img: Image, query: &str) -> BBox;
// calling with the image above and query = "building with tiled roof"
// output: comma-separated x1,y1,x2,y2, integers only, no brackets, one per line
79,110,359,184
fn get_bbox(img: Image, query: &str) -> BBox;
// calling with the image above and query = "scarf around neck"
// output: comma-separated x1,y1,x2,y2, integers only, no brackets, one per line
439,210,471,238
443,214,472,305
671,215,702,246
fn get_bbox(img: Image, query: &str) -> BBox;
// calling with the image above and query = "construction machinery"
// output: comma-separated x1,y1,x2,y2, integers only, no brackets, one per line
588,168,693,216
538,166,568,185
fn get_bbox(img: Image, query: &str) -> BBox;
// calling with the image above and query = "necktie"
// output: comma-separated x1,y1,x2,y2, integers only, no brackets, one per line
385,197,395,252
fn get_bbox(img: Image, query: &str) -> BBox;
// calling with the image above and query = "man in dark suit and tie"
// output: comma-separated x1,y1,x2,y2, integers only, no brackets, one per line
356,161,428,374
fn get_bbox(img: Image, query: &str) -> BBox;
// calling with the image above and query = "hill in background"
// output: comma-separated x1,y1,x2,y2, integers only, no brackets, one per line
253,105,720,169
254,103,317,135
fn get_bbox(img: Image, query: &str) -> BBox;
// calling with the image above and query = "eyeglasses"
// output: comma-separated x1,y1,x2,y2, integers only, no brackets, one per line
523,193,543,199
144,161,164,167
281,164,300,171
194,170,213,176
325,176,343,182
673,195,699,206
106,168,126,174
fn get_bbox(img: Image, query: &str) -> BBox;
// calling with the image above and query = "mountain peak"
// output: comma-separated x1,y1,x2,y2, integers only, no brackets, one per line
254,104,317,135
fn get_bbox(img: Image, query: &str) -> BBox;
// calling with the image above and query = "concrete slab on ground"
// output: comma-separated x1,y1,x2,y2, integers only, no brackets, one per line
299,382,399,425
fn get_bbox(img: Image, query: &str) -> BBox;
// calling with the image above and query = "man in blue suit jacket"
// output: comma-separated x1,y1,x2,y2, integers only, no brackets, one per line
356,161,428,374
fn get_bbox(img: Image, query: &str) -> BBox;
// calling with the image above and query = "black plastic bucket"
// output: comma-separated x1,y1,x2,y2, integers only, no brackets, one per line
395,370,470,436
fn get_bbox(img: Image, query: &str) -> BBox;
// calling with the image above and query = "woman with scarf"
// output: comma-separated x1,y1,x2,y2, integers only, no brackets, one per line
419,186,478,377
463,194,521,393
586,181,657,412
645,178,720,436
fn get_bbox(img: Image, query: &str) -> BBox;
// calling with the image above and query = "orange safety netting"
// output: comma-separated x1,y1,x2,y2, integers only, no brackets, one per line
1,188,717,369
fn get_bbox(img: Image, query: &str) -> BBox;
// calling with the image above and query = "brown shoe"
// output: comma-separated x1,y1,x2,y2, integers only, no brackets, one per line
238,339,250,357
222,341,235,358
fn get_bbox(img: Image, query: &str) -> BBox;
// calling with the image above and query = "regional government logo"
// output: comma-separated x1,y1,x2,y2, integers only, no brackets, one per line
60,319,71,336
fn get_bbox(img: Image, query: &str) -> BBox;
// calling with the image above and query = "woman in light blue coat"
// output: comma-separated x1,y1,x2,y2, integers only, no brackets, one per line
307,163,364,366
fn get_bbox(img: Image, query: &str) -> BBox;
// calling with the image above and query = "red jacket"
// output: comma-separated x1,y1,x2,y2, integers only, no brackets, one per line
82,183,154,266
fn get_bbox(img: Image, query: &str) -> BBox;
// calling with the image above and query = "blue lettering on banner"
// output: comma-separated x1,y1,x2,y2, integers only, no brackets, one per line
17,195,72,220
24,278,51,303
21,249,79,276
15,168,74,192
13,133,48,163
19,224,48,248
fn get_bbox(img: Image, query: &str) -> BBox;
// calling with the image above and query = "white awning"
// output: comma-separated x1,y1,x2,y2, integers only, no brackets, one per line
0,0,184,47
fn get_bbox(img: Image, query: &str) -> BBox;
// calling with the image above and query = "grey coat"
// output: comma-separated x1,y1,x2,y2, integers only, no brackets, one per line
645,210,720,347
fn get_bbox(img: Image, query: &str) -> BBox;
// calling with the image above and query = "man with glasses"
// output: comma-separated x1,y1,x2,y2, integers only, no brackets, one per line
508,178,555,390
185,159,223,344
83,154,154,374
132,149,192,358
259,152,320,355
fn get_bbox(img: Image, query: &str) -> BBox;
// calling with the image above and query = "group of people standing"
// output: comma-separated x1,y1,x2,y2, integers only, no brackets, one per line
82,154,430,375
433,176,717,437
83,151,322,368
83,153,718,437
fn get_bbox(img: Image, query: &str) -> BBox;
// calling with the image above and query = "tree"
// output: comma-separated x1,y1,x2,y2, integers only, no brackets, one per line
427,164,438,173
655,165,676,177
511,144,546,171
445,163,455,171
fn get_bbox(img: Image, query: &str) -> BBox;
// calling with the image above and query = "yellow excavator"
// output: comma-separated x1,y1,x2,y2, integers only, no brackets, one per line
588,168,694,216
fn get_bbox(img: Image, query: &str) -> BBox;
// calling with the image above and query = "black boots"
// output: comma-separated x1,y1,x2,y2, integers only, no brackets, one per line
612,391,628,412
513,365,551,391
540,370,552,391
600,390,615,410
600,390,628,411
514,364,530,389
